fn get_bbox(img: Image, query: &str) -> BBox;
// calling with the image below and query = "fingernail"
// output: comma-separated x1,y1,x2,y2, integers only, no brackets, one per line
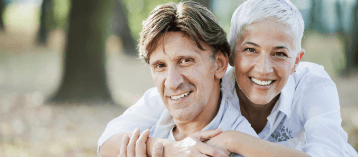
144,129,150,134
134,128,139,132
155,142,163,149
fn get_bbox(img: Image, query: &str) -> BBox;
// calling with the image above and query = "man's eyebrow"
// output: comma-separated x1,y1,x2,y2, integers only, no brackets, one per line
176,55,195,59
150,60,161,67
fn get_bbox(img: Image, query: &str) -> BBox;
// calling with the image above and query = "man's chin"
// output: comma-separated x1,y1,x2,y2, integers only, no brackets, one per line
172,113,195,124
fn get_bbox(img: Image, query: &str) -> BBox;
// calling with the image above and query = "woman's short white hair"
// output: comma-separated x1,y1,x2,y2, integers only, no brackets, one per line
229,0,304,57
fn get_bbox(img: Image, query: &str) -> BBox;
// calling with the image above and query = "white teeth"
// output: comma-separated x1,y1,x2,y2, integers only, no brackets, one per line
250,77,273,86
171,92,190,100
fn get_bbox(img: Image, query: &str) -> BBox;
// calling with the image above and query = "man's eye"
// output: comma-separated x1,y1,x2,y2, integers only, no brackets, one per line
244,48,256,53
275,52,288,57
155,63,165,68
180,58,193,64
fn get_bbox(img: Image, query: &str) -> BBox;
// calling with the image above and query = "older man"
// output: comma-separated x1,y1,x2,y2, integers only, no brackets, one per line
99,1,258,157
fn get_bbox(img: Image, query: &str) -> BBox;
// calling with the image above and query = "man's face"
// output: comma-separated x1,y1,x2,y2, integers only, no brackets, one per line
232,20,303,105
149,32,223,124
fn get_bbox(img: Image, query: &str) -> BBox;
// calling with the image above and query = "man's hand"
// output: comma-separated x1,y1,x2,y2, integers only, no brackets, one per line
162,128,230,157
152,142,164,157
117,128,147,157
118,128,164,157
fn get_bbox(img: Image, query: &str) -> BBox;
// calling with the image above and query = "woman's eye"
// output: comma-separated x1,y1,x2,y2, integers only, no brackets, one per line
244,48,256,53
275,52,288,57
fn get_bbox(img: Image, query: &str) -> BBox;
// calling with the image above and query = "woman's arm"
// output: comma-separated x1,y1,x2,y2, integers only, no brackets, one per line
206,130,310,157
297,78,352,156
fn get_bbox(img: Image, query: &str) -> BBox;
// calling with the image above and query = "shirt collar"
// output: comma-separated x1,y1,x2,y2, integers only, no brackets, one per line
221,65,236,99
274,75,295,119
201,94,228,131
158,93,229,140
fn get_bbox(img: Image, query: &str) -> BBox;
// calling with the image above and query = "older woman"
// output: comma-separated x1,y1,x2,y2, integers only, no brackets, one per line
99,0,357,156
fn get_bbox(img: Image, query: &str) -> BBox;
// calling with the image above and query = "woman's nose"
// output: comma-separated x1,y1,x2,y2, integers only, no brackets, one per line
255,54,273,74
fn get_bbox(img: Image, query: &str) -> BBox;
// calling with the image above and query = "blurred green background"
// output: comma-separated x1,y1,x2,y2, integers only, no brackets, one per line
0,0,357,156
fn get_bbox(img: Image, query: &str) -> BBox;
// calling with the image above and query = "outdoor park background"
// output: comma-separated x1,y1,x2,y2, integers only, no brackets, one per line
0,0,357,156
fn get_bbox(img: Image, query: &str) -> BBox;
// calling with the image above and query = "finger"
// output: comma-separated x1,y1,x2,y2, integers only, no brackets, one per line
127,128,140,157
192,151,209,157
196,142,229,157
135,129,150,157
119,135,130,157
151,141,164,157
192,128,223,141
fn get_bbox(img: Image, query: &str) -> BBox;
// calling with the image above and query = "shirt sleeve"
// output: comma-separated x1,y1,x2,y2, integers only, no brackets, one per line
98,87,166,150
295,68,352,156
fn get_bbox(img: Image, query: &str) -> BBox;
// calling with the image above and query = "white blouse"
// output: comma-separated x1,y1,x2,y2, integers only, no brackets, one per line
221,62,356,156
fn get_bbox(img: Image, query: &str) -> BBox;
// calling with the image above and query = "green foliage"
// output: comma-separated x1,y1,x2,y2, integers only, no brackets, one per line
52,0,70,30
122,0,180,40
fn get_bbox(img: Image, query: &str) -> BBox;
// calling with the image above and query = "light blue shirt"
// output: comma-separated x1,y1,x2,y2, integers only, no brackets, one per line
148,92,258,157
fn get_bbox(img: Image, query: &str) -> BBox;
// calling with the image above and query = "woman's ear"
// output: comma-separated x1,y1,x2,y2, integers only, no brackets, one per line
214,51,229,79
291,49,305,74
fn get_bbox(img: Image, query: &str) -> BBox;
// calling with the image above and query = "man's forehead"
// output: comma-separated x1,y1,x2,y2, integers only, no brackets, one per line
149,31,212,61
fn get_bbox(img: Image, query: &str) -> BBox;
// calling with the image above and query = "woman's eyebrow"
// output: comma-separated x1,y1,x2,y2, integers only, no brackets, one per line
244,41,260,47
273,46,289,51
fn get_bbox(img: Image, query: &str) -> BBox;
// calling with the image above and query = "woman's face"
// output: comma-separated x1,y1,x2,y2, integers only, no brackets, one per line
232,20,303,105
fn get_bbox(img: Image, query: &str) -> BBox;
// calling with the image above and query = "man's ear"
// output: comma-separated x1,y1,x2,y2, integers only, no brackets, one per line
291,49,305,74
214,51,229,79
229,51,234,67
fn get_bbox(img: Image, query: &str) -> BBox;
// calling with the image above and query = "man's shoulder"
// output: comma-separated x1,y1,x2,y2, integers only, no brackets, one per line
144,87,160,97
135,87,163,106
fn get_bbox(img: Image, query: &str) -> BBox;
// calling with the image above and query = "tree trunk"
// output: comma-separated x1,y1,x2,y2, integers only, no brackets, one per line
113,0,137,55
340,1,358,74
50,0,115,104
36,0,52,45
352,3,358,68
0,0,5,31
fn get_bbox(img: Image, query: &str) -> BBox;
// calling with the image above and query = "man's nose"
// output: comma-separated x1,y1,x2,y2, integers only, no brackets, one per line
255,54,273,74
165,66,184,90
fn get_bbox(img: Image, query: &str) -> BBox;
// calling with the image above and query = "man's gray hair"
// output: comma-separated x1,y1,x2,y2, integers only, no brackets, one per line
228,0,304,57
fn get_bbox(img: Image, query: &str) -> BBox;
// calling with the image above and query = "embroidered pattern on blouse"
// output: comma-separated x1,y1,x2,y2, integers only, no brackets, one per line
269,122,293,142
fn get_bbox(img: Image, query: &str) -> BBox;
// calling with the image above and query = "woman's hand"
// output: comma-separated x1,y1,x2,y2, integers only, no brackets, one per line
162,128,230,157
206,130,310,157
205,130,233,154
119,128,164,157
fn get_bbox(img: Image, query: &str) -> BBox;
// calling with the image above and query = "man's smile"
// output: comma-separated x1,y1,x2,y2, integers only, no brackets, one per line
170,91,192,100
